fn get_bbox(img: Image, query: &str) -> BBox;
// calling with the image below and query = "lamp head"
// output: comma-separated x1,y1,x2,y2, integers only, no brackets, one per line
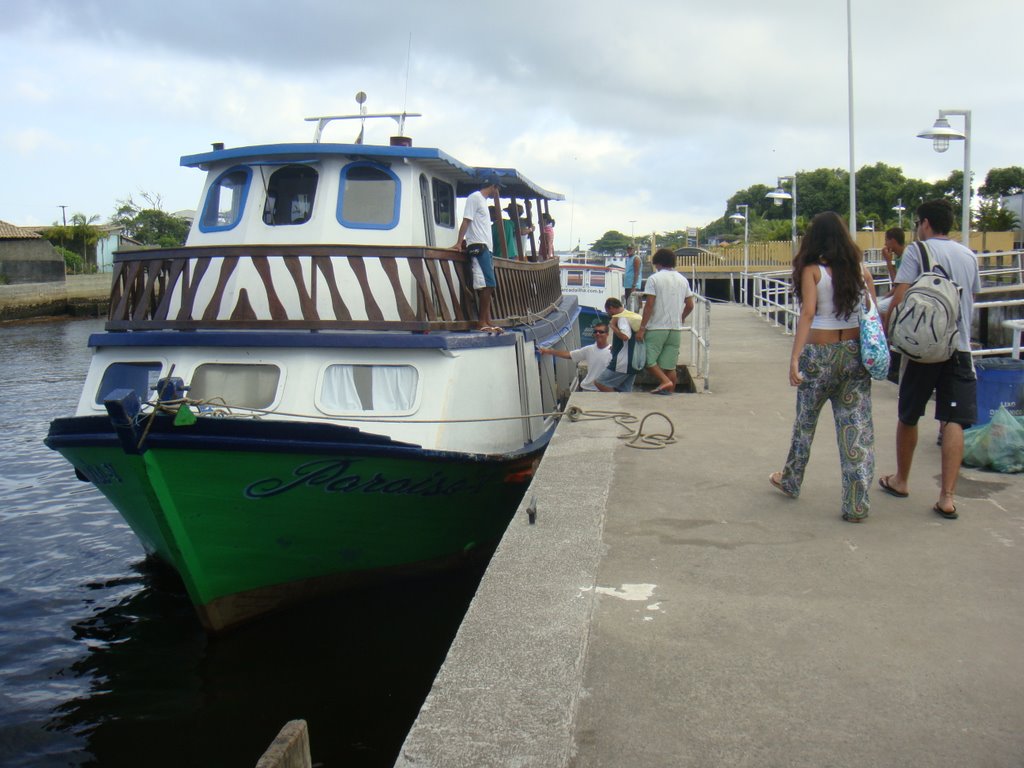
766,187,791,207
917,115,964,155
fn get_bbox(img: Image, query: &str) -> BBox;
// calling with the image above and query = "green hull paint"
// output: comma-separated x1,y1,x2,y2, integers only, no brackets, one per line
55,445,532,621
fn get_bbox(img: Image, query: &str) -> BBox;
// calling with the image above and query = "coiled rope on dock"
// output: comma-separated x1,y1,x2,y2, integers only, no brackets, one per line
565,406,677,450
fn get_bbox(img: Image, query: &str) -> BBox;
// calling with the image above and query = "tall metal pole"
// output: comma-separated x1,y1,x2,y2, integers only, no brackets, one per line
791,176,798,255
847,0,856,231
732,204,750,305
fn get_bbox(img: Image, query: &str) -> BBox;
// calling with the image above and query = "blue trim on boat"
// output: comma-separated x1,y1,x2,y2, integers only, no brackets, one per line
89,330,518,351
197,166,252,233
182,143,470,172
46,413,557,462
89,297,580,351
336,161,401,230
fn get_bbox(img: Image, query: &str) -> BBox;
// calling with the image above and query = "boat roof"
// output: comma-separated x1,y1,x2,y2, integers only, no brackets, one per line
180,143,564,201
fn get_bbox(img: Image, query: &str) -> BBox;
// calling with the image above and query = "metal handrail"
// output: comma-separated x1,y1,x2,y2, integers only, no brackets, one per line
742,251,1024,356
684,294,712,390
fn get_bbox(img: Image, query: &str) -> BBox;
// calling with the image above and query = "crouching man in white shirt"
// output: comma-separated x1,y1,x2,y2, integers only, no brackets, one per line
538,322,612,391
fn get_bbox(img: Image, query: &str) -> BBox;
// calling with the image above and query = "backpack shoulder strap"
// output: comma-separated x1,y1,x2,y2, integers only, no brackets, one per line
915,239,931,273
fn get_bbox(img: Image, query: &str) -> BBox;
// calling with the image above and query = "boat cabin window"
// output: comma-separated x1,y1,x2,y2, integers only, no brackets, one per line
94,362,163,404
189,363,280,409
432,179,455,228
199,167,252,232
337,162,400,229
566,269,584,287
262,164,318,226
590,271,606,288
319,364,418,413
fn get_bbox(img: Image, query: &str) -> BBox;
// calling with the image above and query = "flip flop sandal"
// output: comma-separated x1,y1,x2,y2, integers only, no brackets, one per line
769,472,796,499
878,475,909,498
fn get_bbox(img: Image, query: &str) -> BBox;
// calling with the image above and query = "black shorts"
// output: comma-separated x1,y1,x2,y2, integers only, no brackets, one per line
897,351,977,427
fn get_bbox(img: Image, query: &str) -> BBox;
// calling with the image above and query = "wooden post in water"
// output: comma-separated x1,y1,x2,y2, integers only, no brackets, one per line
255,720,311,768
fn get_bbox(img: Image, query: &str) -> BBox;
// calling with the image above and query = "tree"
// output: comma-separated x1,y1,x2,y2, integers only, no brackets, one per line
590,230,631,253
795,168,849,222
44,213,103,270
855,162,910,228
113,192,190,247
975,200,1020,232
980,166,1024,198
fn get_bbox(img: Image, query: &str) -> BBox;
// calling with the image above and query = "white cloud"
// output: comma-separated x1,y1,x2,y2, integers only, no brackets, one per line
1,0,1021,241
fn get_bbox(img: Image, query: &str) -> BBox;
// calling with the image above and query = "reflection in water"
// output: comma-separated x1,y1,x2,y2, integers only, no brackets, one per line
47,557,490,767
0,318,500,767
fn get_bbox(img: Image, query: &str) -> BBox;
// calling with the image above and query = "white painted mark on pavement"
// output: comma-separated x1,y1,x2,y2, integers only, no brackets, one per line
594,583,656,601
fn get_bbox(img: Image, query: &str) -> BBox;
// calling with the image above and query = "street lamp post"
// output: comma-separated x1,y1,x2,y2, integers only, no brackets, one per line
628,220,637,247
916,109,971,248
892,198,905,229
729,204,750,305
863,219,875,251
766,175,797,256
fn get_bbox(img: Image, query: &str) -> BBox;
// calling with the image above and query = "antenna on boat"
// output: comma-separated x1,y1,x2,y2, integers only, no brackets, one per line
305,92,422,144
355,91,367,144
402,33,413,118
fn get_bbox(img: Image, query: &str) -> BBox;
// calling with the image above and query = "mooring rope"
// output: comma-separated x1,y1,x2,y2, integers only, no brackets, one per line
135,399,677,450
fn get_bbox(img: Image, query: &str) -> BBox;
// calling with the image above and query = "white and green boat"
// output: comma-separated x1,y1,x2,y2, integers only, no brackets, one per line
46,107,579,631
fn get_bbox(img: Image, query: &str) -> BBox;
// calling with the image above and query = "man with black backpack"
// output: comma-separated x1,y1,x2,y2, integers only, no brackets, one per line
878,199,981,520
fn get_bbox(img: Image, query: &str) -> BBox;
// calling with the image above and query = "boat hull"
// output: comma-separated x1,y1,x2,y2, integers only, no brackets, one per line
47,416,543,631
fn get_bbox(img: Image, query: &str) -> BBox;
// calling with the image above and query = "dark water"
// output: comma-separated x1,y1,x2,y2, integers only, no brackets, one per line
0,318,491,767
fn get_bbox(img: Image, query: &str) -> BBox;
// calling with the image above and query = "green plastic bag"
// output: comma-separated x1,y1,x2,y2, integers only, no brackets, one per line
962,406,1024,473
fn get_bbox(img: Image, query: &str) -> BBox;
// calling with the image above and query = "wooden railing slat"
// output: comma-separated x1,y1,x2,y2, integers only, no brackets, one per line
379,257,418,321
312,256,353,321
177,257,212,322
201,256,240,322
348,256,385,322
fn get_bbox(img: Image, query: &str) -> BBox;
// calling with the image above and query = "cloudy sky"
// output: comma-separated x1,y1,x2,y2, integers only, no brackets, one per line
2,0,1020,249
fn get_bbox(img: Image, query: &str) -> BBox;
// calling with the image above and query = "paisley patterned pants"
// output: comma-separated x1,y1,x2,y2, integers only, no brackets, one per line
780,340,874,519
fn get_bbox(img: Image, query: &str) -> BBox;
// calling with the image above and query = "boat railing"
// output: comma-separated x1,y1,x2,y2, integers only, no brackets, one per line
106,246,562,332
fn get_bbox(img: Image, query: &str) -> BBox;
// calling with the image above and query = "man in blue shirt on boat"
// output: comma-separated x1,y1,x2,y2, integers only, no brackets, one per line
624,245,642,308
456,178,502,332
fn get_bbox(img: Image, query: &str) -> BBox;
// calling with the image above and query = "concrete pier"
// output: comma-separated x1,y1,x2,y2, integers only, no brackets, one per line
397,302,1024,767
0,274,111,321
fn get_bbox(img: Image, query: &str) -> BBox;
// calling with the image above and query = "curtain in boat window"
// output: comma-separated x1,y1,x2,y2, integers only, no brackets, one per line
321,364,418,412
322,365,363,411
371,366,417,411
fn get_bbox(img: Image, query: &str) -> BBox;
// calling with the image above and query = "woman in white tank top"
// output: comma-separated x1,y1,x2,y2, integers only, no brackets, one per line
769,212,880,522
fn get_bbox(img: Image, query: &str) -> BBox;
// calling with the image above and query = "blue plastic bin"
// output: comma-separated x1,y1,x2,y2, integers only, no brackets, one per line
975,358,1024,425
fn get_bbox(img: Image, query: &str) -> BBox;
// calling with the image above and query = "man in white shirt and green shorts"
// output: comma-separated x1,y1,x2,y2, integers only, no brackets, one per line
637,248,694,395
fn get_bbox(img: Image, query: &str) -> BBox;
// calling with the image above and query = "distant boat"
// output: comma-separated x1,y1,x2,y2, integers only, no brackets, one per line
46,105,580,632
559,262,623,344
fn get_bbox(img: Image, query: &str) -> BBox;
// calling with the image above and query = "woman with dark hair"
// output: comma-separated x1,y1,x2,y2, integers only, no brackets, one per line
769,211,879,522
